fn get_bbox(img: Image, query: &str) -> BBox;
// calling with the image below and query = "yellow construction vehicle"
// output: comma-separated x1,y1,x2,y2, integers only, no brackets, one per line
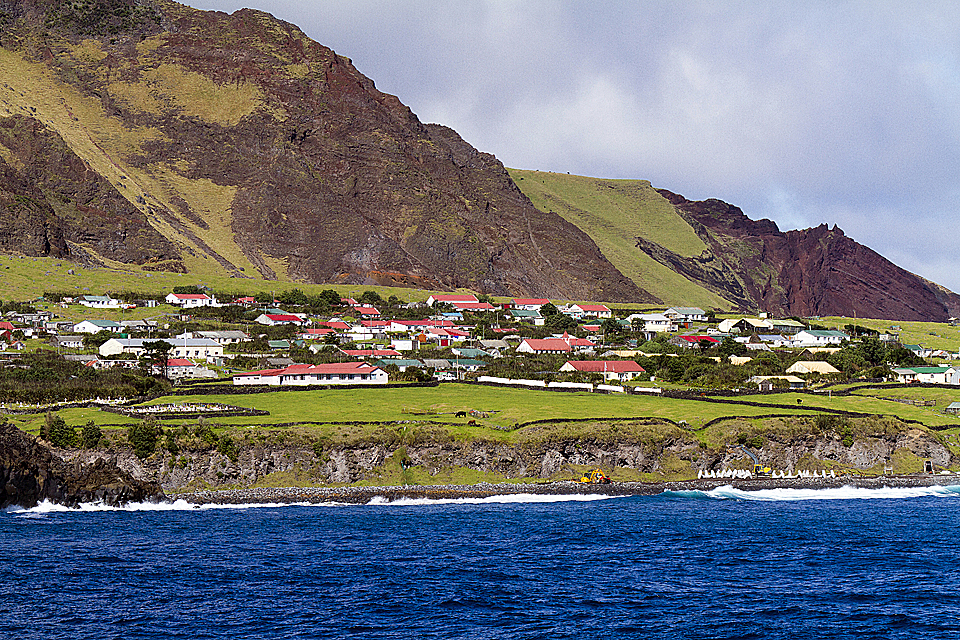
579,469,611,484
735,445,772,477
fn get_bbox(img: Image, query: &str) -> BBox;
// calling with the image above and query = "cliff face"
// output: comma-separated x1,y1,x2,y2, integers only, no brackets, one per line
645,190,960,320
0,0,644,301
0,422,163,508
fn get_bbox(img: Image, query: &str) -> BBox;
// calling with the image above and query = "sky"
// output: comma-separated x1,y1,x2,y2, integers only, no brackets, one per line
189,1,960,293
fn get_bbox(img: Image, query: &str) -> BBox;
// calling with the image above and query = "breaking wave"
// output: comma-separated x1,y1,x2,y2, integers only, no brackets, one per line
365,493,620,506
663,484,960,502
7,493,620,515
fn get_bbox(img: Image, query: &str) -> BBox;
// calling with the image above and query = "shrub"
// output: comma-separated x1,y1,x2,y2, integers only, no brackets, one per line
80,421,102,449
128,418,161,459
216,435,238,462
45,412,77,448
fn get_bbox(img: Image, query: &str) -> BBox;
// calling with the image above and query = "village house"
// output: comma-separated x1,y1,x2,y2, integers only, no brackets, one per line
162,358,217,381
196,330,250,346
785,361,841,376
559,360,646,382
99,337,224,360
232,362,388,386
51,335,85,350
674,335,720,349
509,309,545,326
255,313,307,326
664,307,708,327
376,358,424,372
792,329,849,347
749,375,807,390
511,298,551,311
426,294,479,307
73,319,121,334
165,292,219,308
568,304,613,319
891,366,960,385
77,295,121,309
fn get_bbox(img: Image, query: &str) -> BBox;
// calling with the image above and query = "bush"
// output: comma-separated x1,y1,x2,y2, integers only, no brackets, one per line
128,419,161,459
45,412,77,448
81,421,102,449
217,435,238,462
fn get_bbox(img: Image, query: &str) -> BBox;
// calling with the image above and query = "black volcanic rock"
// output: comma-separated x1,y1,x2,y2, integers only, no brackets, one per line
0,422,164,509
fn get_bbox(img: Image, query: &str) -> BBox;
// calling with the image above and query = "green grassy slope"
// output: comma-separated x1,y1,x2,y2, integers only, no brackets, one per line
508,169,731,309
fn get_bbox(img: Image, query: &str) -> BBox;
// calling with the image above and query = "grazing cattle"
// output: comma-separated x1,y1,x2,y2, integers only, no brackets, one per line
455,410,467,418
468,419,477,426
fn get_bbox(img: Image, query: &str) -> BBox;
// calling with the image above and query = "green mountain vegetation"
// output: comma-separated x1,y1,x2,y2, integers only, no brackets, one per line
509,169,730,308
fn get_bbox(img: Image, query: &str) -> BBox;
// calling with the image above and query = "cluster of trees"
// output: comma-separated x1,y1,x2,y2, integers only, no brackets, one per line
40,412,102,448
0,351,169,403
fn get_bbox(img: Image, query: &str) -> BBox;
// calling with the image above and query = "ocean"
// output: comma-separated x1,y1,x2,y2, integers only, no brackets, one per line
4,485,960,639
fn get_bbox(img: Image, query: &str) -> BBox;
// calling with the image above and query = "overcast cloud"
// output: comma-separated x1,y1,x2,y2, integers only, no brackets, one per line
189,1,960,293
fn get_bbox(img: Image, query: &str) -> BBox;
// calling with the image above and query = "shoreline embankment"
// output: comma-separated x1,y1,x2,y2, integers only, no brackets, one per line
174,475,960,506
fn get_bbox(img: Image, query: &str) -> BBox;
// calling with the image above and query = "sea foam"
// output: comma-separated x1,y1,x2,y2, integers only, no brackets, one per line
365,493,620,507
666,484,960,502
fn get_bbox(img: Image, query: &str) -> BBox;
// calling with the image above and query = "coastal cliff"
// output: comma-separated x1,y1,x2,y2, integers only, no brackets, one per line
0,421,164,508
58,417,955,492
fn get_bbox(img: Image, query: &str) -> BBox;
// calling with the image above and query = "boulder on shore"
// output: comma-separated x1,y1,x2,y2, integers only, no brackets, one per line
0,422,164,509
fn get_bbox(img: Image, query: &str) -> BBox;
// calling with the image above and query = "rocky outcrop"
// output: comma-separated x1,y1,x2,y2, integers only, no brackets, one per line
0,115,185,269
0,422,164,508
642,190,960,320
57,419,954,492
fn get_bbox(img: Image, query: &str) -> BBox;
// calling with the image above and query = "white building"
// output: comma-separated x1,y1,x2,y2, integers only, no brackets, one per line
100,337,224,360
232,362,388,386
77,295,121,309
73,319,122,334
165,293,219,308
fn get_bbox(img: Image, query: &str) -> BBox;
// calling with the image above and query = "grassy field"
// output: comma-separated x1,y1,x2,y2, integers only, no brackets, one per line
14,383,960,443
819,316,960,352
508,169,731,310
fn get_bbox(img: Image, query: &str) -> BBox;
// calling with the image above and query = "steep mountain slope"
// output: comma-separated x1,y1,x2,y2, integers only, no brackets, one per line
511,170,960,321
0,0,645,302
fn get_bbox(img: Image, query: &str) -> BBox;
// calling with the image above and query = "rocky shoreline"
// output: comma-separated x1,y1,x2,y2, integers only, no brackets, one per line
173,475,960,506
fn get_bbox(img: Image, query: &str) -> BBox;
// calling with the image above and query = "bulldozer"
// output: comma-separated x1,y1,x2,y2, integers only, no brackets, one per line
578,468,611,484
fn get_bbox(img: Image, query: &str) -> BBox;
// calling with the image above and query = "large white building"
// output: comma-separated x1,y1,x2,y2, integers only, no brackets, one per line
232,362,388,386
100,337,224,360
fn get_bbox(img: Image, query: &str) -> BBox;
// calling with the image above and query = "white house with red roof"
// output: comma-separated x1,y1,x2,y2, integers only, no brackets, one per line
568,304,613,319
560,360,646,382
511,298,551,311
426,294,479,307
255,313,307,326
516,338,572,354
353,306,380,317
165,292,218,308
232,362,388,386
675,335,720,349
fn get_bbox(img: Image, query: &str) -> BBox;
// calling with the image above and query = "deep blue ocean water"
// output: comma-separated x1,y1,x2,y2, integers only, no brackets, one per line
4,485,960,639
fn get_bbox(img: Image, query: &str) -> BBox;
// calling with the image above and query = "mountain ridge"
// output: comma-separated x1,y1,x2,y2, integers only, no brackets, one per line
0,0,956,320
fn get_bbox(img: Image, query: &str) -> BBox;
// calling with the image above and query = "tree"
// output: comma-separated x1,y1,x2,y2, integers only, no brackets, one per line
278,288,308,306
546,313,577,331
43,412,76,448
140,340,173,379
81,421,102,448
601,317,623,337
358,290,384,306
128,418,161,459
540,302,559,317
